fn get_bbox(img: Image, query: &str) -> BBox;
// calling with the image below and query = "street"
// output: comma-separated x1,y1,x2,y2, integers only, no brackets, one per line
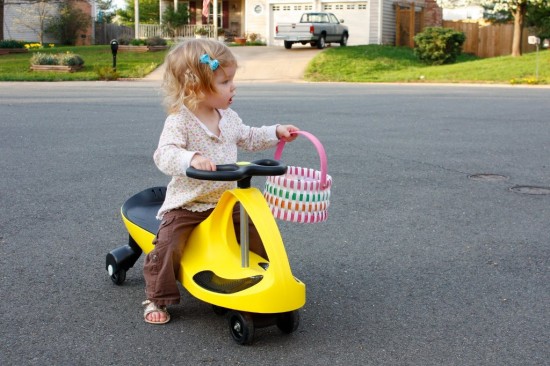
1,81,549,365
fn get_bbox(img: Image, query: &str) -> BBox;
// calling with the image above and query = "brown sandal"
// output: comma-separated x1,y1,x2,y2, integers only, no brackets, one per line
142,300,171,325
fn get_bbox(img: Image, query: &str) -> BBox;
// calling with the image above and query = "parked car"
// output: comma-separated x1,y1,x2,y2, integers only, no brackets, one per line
275,12,349,49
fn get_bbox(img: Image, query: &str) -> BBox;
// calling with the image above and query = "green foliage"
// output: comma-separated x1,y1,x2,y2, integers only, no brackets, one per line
117,0,160,25
526,4,550,39
162,4,189,37
30,52,85,66
413,27,466,65
30,52,59,65
304,45,549,84
0,45,168,81
94,65,120,80
46,1,92,45
130,38,146,46
146,36,167,46
117,35,132,45
0,40,26,49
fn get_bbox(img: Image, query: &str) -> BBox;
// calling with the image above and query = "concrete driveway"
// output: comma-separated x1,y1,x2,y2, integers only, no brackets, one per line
145,45,322,82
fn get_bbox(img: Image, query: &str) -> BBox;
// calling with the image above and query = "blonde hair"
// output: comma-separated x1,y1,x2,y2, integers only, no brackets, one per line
161,39,237,114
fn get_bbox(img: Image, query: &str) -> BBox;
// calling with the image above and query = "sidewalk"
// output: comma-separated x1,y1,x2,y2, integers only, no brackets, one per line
144,45,321,82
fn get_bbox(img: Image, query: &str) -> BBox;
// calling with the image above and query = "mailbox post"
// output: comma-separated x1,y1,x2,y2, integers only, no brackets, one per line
110,39,119,71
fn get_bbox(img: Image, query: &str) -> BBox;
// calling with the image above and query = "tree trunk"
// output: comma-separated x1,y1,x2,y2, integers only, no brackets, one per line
0,0,4,40
511,3,527,57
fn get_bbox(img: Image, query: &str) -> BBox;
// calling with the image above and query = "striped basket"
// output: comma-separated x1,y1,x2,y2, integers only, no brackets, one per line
264,131,332,223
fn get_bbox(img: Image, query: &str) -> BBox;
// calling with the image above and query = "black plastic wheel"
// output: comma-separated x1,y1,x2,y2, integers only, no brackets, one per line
212,305,228,316
284,41,292,49
228,311,255,345
110,269,126,285
276,310,300,334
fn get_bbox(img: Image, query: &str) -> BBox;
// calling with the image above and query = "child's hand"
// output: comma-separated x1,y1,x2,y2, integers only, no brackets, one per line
276,125,300,142
190,154,217,171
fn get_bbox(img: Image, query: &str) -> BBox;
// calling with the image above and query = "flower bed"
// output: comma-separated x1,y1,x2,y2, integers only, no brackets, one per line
117,45,168,53
30,52,84,72
0,48,29,55
30,65,82,72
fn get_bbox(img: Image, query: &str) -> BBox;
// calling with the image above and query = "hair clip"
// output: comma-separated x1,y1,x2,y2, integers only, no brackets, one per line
199,53,220,71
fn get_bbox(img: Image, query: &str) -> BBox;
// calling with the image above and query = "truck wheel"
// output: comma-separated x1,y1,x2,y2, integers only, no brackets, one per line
284,41,292,49
316,35,326,49
340,34,348,47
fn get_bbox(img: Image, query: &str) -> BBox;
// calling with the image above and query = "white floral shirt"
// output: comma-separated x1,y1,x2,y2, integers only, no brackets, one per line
154,106,279,218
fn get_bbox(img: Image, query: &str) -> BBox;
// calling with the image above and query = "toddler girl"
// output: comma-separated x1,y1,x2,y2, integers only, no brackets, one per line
143,39,299,324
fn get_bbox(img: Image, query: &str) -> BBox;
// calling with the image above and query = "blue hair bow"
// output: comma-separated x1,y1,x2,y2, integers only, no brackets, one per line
199,53,219,71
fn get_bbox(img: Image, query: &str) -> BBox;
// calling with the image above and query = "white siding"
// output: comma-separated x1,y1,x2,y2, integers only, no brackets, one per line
3,2,59,43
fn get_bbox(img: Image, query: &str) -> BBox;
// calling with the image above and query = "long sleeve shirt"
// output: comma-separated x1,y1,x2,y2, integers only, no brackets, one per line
154,106,279,218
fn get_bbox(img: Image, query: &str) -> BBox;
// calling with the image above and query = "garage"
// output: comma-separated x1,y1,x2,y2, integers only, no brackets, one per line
322,3,370,45
268,2,370,47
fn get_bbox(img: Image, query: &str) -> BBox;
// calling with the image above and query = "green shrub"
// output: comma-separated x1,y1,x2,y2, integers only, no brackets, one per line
94,65,120,80
59,53,84,66
117,35,132,45
130,38,146,46
414,27,466,65
0,40,26,48
146,36,167,46
30,52,84,66
30,53,59,65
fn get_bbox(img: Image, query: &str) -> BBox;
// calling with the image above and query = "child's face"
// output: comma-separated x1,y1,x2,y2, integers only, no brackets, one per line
204,64,237,110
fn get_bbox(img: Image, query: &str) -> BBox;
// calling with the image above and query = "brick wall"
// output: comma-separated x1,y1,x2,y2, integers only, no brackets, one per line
423,0,443,27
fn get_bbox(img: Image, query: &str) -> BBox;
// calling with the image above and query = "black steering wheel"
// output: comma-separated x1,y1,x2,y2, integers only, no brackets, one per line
186,159,287,188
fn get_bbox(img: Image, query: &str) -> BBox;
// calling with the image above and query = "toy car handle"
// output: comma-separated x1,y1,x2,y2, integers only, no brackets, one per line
274,130,329,189
186,159,287,182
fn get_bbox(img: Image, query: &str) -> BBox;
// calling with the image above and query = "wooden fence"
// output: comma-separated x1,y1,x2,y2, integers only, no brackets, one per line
95,23,134,44
443,21,537,58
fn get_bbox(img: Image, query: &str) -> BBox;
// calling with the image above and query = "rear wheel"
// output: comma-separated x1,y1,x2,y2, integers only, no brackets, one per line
276,310,300,334
284,41,292,49
316,35,326,49
110,268,126,285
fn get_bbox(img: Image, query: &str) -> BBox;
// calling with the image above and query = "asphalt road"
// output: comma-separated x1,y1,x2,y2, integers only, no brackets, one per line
1,81,549,366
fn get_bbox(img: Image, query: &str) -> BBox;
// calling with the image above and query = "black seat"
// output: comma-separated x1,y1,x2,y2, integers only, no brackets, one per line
121,187,166,235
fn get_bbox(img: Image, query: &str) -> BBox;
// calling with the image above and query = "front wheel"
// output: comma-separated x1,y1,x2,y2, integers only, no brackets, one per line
228,311,255,345
340,34,348,47
284,41,292,49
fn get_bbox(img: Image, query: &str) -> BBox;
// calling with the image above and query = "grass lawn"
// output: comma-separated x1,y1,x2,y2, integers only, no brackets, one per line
1,44,549,84
304,45,550,85
0,45,167,81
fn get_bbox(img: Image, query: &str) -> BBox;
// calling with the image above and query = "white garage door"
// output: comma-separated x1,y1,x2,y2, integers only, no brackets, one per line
270,4,314,47
322,3,369,45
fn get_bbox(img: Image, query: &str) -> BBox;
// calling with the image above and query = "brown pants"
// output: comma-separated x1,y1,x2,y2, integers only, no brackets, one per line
143,206,265,306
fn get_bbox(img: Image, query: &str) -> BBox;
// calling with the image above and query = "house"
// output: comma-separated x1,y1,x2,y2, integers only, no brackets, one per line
2,0,95,45
160,0,419,46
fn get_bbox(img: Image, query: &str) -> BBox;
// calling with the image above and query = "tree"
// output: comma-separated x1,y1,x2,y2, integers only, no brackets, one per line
116,0,159,25
162,4,189,37
96,0,116,23
481,0,550,56
525,4,550,39
11,0,56,44
46,0,91,45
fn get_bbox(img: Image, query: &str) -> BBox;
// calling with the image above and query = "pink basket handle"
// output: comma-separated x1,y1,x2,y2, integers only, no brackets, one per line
274,131,329,189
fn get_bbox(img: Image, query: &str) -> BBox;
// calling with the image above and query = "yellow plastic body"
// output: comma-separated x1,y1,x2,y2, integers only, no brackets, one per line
121,186,305,314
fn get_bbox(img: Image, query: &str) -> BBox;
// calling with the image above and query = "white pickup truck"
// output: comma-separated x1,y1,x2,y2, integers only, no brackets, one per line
275,12,349,49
